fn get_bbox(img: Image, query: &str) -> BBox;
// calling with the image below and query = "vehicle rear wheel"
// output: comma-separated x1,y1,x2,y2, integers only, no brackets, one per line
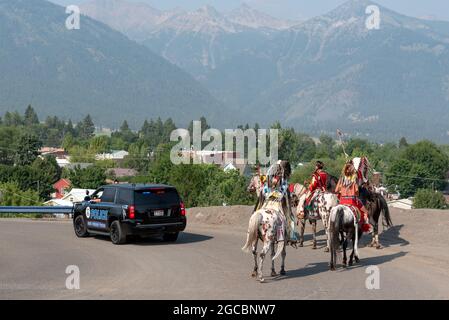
74,215,89,238
163,232,179,242
110,220,127,245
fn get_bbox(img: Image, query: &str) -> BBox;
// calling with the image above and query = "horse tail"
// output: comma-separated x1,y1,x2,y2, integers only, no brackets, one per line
330,208,343,247
242,211,260,253
273,240,284,261
379,196,393,229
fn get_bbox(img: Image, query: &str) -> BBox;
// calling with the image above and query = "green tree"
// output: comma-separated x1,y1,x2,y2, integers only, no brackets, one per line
67,165,106,189
399,137,409,148
196,169,254,207
77,114,95,140
14,133,43,166
315,134,336,159
3,111,23,126
387,141,449,197
146,144,175,184
0,182,41,206
414,189,447,209
24,105,39,125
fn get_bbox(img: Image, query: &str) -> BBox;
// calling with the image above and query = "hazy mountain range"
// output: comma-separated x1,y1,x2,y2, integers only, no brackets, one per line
1,0,449,142
0,0,226,128
80,0,449,142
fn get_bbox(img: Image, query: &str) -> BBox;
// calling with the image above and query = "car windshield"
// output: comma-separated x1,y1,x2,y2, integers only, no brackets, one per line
134,188,180,206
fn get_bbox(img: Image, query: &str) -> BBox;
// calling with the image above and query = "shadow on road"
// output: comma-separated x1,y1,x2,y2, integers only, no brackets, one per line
359,224,409,248
280,251,408,280
93,232,213,246
133,232,213,246
379,224,409,247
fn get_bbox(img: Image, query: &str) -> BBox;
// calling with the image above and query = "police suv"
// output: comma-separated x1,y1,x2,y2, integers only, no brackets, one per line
73,184,187,244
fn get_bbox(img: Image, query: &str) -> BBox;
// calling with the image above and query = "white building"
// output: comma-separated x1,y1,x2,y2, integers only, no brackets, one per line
95,150,129,161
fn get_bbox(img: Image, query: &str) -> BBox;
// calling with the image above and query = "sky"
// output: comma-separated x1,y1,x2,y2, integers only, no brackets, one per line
50,0,449,21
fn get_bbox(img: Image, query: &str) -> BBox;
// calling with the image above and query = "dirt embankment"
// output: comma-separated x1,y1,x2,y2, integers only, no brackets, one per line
186,205,253,230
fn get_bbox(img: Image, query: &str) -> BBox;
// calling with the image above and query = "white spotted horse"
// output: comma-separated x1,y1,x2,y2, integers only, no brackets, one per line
242,190,289,283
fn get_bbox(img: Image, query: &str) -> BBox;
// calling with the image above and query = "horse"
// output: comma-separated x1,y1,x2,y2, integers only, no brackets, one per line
328,205,362,271
352,156,394,248
292,183,338,251
361,188,393,249
242,191,288,283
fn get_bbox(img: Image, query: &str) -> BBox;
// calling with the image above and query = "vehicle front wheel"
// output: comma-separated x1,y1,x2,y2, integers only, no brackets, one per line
110,220,127,245
74,215,89,238
163,232,179,242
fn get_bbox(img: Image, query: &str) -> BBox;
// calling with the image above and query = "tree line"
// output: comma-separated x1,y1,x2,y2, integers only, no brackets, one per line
0,107,448,209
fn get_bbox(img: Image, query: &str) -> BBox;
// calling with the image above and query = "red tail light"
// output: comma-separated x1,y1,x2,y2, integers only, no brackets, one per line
180,202,186,216
128,205,135,219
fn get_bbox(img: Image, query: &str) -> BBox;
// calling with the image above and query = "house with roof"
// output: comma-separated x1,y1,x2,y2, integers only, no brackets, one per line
52,178,71,199
61,188,96,204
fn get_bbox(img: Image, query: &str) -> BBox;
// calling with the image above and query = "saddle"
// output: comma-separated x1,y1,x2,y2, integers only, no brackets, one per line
346,205,361,223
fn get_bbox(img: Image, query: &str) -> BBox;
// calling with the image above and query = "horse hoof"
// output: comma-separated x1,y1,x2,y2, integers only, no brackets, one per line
271,271,277,277
324,247,329,253
330,266,336,271
376,245,383,250
259,278,266,283
299,243,304,247
280,269,286,276
312,245,317,250
355,257,360,263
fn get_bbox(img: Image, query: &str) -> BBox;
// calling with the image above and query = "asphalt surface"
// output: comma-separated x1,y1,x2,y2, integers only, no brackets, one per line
0,217,448,299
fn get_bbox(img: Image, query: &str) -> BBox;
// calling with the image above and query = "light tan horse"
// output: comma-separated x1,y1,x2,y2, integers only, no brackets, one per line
242,191,287,283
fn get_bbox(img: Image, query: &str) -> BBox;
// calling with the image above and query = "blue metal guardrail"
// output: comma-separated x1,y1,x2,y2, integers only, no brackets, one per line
0,206,74,215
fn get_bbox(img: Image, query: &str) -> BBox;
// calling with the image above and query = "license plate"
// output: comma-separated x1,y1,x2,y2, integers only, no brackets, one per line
153,210,164,217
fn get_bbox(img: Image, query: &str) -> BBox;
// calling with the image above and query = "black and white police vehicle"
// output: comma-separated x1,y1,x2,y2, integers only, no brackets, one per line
73,184,187,244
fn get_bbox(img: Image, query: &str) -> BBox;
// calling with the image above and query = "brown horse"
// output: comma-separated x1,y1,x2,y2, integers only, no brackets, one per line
361,188,393,249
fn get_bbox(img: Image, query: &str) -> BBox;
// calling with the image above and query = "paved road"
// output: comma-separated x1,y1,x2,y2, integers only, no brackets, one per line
0,218,448,299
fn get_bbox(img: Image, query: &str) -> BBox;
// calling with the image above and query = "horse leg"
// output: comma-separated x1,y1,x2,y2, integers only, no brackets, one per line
270,242,277,277
373,223,382,249
369,221,377,247
374,233,383,250
321,215,330,252
257,241,270,283
251,241,258,278
280,242,286,275
299,219,305,247
349,230,360,265
342,235,348,267
355,229,361,263
330,232,337,271
312,220,317,249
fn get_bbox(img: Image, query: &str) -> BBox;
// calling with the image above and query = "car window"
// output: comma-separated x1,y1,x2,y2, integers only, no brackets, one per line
116,189,133,205
100,188,116,203
134,188,180,206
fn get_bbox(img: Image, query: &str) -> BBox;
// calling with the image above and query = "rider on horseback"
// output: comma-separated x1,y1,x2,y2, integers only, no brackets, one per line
335,160,371,233
304,161,328,210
